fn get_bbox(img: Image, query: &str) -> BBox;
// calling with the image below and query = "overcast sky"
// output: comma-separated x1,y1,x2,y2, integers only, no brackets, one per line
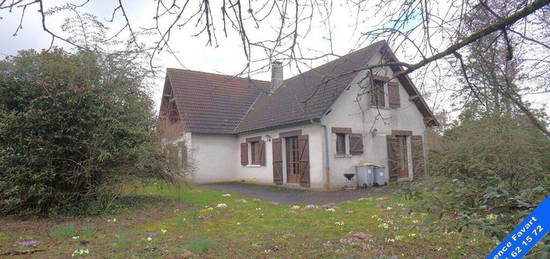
1,1,547,118
2,0,389,110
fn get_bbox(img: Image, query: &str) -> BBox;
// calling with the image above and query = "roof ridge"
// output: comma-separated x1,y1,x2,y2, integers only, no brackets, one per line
280,40,386,84
166,67,270,83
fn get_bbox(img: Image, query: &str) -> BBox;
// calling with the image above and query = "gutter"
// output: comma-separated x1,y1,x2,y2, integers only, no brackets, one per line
312,119,331,191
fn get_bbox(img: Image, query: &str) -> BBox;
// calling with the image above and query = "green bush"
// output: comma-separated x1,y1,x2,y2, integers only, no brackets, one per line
405,113,550,255
0,49,166,216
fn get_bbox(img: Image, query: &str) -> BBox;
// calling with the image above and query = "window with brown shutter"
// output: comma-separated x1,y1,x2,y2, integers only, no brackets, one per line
370,80,385,107
245,137,266,166
388,82,400,108
349,134,363,155
258,140,266,166
240,142,248,165
272,138,283,184
250,141,260,165
336,133,346,155
298,135,310,187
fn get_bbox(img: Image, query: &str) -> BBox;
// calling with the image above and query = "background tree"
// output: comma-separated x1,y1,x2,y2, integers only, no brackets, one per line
0,14,172,215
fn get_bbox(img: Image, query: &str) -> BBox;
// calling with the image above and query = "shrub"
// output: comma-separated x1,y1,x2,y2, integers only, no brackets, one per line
406,114,550,256
0,49,166,216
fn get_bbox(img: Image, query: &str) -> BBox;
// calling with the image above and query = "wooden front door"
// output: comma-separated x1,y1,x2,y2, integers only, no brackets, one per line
285,136,300,183
387,135,410,182
397,136,409,179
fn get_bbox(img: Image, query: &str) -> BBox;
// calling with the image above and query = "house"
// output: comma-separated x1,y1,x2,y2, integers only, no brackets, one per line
157,40,439,190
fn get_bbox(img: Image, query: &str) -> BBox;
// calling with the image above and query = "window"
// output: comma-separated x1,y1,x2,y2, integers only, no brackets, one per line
241,137,265,166
250,141,260,165
370,79,385,107
336,133,346,155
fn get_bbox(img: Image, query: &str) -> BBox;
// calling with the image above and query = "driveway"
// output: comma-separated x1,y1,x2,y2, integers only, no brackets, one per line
202,182,395,205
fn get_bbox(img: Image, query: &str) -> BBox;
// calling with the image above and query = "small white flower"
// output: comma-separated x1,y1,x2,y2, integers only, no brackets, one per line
207,207,214,211
222,193,231,197
412,219,419,224
147,237,152,242
326,208,336,212
161,229,167,234
386,207,393,210
385,238,395,243
291,205,300,209
72,236,80,240
408,233,417,237
71,248,90,257
335,221,345,226
486,214,498,221
236,222,241,225
216,203,228,209
378,223,389,229
255,208,262,211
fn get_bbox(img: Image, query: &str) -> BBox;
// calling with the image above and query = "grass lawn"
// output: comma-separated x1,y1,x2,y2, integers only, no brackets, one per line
0,181,494,258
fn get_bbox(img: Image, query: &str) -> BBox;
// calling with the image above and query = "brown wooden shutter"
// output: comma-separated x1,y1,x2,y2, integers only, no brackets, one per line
378,84,385,107
272,138,283,184
386,135,401,182
240,142,248,166
388,82,400,108
411,135,425,179
298,135,310,187
259,140,266,166
350,134,364,155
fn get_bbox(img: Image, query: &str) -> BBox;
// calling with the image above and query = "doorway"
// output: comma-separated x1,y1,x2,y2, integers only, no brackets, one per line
285,136,300,183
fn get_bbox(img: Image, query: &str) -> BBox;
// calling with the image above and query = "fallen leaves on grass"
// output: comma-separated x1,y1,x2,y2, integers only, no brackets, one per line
15,240,39,246
323,241,333,247
199,216,212,221
352,232,372,240
1,249,47,256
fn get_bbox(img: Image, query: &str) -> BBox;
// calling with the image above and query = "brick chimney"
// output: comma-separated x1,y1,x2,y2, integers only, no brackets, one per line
270,61,283,94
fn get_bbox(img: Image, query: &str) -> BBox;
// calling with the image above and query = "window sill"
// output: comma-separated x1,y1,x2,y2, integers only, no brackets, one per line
369,106,391,110
246,164,262,168
335,154,352,158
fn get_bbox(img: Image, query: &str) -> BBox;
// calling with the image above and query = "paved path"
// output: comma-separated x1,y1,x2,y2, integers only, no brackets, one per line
202,182,394,205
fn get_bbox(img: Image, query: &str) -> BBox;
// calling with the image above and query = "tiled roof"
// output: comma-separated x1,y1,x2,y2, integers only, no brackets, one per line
164,40,437,135
235,41,386,133
166,69,269,134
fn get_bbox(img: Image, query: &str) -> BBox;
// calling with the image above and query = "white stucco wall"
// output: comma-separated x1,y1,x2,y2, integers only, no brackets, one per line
189,133,239,183
171,52,428,190
236,124,326,190
320,52,427,189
